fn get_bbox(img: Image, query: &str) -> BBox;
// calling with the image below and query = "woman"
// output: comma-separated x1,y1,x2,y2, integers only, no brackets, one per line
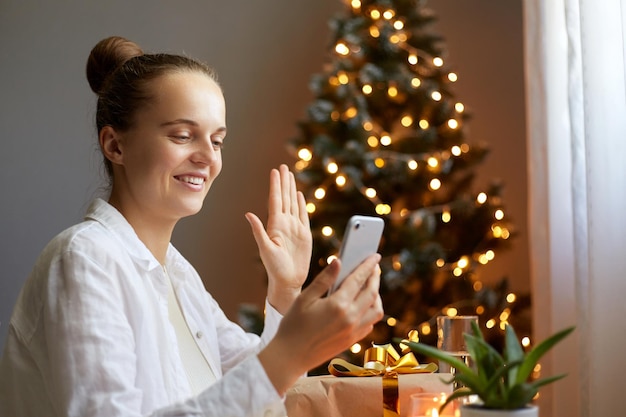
0,36,384,417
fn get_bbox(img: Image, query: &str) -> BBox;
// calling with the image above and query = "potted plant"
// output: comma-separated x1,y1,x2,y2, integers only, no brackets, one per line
398,322,575,417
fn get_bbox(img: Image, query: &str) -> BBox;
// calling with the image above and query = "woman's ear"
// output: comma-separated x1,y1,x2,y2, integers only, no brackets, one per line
99,125,124,166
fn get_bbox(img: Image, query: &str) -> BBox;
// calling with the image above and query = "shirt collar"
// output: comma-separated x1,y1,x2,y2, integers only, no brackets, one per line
84,198,163,271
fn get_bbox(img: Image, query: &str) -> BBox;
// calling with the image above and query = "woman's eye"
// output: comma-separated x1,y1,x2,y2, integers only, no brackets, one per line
170,135,191,142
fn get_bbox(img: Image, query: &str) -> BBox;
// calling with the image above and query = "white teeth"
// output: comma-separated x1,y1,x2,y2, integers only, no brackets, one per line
177,176,204,185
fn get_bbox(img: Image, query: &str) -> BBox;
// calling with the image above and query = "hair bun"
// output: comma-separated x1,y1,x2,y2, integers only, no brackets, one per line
86,36,143,95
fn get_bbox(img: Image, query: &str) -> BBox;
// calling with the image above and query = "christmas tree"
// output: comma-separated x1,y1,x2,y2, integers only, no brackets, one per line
286,0,531,372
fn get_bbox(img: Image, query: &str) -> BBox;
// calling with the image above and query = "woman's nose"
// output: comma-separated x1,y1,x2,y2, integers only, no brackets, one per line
192,137,219,165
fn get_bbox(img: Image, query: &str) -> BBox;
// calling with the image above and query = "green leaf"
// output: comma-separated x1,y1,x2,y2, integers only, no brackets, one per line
504,324,524,387
515,326,575,384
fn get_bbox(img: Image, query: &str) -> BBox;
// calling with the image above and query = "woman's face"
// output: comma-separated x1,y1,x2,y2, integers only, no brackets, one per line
111,70,226,224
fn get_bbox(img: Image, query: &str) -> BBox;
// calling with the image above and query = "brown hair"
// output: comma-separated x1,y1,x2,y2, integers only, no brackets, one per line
85,36,219,178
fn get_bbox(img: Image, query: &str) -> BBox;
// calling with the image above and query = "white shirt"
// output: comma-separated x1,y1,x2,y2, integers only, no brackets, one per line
0,198,287,417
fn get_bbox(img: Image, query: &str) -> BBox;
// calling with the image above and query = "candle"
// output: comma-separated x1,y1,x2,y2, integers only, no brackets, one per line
409,392,456,417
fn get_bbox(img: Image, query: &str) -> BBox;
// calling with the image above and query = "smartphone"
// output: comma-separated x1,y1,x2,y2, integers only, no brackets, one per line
328,215,385,294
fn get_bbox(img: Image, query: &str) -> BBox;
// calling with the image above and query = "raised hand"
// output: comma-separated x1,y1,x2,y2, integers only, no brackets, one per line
245,164,313,313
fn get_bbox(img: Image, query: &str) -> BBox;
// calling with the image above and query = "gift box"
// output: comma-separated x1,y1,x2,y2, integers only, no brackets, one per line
285,373,453,417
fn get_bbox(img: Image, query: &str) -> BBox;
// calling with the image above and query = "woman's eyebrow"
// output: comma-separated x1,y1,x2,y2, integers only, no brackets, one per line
160,118,199,127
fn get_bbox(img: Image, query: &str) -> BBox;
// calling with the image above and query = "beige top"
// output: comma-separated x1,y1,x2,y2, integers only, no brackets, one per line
165,269,216,394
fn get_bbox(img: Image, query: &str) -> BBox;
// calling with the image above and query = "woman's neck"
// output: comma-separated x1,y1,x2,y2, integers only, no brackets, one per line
108,195,176,264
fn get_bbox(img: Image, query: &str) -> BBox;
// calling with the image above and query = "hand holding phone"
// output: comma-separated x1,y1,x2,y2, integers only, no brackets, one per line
328,215,385,294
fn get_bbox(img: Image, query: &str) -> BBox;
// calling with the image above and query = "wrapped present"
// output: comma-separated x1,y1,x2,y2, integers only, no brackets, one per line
285,373,452,417
285,339,452,417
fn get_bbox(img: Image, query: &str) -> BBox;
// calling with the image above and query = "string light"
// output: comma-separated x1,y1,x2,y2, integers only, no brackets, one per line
365,188,377,198
369,26,380,37
448,72,458,82
433,57,444,67
298,148,312,161
327,162,338,174
477,192,487,204
451,145,462,156
362,84,373,94
408,160,418,170
431,91,442,101
447,119,459,129
401,115,413,127
411,77,421,88
429,178,441,190
335,42,350,55
322,226,334,236
314,187,326,199
446,308,458,317
350,343,362,354
380,134,392,146
419,119,429,129
367,135,379,147
495,209,504,220
370,9,381,19
394,20,404,30
408,54,418,65
336,175,347,187
306,203,316,213
455,102,465,112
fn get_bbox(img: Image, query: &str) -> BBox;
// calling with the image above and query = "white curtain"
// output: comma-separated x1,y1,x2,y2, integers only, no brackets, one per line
524,0,626,416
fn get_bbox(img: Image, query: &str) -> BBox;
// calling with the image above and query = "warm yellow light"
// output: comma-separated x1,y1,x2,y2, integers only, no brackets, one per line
492,225,503,238
478,254,488,265
344,107,357,118
411,77,421,88
351,0,361,9
336,175,346,187
501,228,510,239
457,256,469,269
380,134,392,146
335,42,350,55
442,210,451,223
365,188,377,198
327,162,338,174
429,178,441,190
401,115,413,127
387,86,398,97
486,319,496,329
451,145,461,156
367,135,379,147
383,9,394,19
370,9,381,19
375,158,385,168
495,209,504,220
369,26,380,37
421,323,431,335
427,157,438,168
331,111,340,121
448,72,458,82
362,84,373,94
446,308,458,317
455,102,465,112
476,305,485,314
433,57,444,67
436,258,445,267
350,343,362,354
389,34,401,44
419,119,429,129
473,281,483,291
322,226,333,237
461,143,470,153
408,160,418,170
447,119,459,129
298,148,312,161
363,121,374,131
431,91,442,101
453,267,462,276
486,250,495,261
386,316,397,326
500,309,511,321
522,337,531,348
477,192,487,204
506,293,517,303
338,72,349,84
408,54,418,65
294,160,308,171
392,256,401,270
375,204,391,215
314,187,326,199
306,202,316,213
394,20,404,30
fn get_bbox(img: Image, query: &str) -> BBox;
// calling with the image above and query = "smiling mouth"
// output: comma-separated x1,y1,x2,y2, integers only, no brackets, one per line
175,175,205,185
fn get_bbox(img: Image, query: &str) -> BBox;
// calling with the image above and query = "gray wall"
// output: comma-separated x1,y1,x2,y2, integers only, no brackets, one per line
0,0,526,349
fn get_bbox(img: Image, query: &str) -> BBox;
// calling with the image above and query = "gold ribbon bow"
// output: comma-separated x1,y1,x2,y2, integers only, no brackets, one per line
328,332,438,377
